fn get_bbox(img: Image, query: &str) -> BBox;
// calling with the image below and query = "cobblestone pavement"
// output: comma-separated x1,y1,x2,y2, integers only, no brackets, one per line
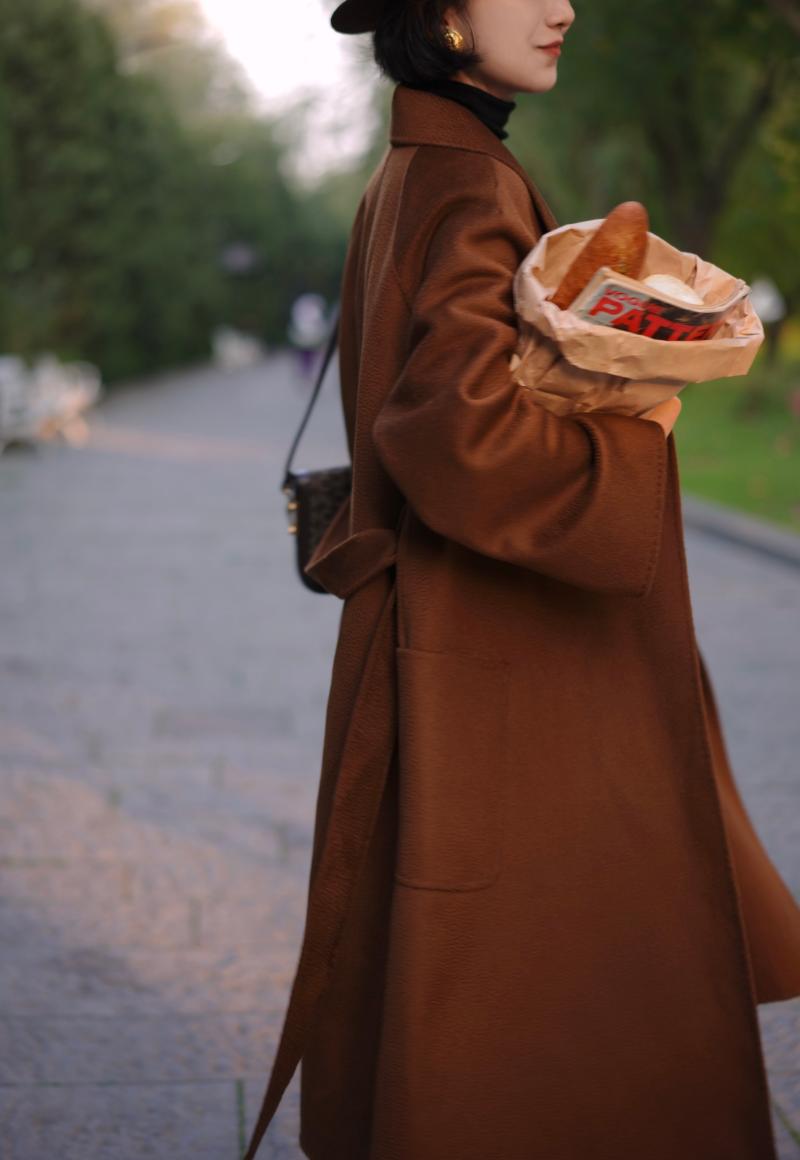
1,351,798,1159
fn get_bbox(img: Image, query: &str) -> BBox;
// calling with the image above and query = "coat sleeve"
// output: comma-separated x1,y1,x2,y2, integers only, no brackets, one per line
371,148,670,598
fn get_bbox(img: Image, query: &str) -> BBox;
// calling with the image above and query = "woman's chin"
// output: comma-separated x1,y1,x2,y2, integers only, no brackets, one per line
507,62,560,95
515,73,559,95
481,64,559,99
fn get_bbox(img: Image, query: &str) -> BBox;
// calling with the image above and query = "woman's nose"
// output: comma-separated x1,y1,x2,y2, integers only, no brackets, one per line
548,0,576,32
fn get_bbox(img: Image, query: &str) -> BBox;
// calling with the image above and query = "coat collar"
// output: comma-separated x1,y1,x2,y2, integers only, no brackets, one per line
388,83,559,233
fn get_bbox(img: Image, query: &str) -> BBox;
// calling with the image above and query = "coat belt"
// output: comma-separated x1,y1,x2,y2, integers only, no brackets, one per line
307,524,400,599
242,508,404,1159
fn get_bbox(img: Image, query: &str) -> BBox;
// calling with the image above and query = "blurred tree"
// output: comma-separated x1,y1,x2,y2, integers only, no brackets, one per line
15,0,793,385
195,111,347,339
504,0,798,260
0,0,349,383
0,0,223,377
716,82,800,369
84,0,259,122
764,0,800,37
305,87,393,236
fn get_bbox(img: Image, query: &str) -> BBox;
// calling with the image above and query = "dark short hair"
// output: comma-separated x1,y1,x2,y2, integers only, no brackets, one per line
373,0,482,86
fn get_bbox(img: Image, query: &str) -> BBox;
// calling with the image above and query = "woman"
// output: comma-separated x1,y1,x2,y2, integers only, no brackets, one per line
243,2,800,1157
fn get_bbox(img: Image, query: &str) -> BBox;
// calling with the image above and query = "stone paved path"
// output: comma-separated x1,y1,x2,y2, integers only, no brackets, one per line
0,351,798,1159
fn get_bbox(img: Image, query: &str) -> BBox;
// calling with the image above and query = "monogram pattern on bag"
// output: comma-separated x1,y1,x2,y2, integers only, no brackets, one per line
287,467,352,593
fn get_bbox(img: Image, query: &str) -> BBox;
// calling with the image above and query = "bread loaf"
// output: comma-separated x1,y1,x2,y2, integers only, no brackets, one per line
549,201,649,310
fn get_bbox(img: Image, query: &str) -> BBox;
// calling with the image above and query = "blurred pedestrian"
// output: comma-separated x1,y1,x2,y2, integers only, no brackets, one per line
287,292,330,385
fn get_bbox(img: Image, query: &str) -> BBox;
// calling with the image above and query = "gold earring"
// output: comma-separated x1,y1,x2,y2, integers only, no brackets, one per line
443,24,465,51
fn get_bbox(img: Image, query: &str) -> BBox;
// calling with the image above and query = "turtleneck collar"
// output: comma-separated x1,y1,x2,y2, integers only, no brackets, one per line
404,77,517,141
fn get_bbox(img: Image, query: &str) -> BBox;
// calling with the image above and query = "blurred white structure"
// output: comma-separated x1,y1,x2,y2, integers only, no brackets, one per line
0,353,102,450
211,325,268,369
0,357,35,442
749,277,787,325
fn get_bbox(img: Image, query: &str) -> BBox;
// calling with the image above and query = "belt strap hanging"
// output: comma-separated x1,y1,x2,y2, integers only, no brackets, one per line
241,528,400,1159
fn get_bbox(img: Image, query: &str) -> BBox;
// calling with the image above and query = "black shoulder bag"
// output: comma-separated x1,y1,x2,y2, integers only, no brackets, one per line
281,303,351,594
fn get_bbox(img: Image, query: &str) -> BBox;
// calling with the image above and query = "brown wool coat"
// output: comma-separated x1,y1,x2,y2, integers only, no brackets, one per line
244,83,800,1160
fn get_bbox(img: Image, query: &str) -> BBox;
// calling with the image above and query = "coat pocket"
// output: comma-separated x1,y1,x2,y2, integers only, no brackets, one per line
394,647,509,891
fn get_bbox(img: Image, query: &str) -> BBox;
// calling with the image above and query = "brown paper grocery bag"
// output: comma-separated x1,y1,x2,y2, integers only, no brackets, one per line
510,220,765,418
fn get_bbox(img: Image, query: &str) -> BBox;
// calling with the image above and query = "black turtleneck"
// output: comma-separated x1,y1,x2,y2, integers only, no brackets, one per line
405,78,517,140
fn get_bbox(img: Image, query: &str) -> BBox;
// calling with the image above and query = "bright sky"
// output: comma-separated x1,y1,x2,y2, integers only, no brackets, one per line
197,0,379,183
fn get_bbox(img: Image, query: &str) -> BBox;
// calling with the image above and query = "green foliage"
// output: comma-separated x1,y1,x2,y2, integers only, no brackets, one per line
0,0,346,384
676,351,800,532
715,83,800,314
505,0,799,260
4,0,797,392
193,113,347,341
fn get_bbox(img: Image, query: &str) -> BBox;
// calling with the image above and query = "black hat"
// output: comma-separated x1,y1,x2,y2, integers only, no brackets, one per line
330,0,385,34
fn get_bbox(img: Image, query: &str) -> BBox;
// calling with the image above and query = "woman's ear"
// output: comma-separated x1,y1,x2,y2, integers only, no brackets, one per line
440,3,464,35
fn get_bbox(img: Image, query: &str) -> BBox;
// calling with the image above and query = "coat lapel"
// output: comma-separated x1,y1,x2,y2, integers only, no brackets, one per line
388,82,560,234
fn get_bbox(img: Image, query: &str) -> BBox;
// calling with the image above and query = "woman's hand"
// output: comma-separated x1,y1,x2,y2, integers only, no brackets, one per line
639,396,682,438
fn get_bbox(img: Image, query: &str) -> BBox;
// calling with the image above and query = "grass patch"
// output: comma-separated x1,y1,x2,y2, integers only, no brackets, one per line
674,348,800,535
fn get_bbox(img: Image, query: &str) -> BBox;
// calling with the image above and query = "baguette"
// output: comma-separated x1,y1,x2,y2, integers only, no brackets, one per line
549,201,649,310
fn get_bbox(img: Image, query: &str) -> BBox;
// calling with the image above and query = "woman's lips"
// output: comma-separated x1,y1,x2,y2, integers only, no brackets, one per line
539,44,562,57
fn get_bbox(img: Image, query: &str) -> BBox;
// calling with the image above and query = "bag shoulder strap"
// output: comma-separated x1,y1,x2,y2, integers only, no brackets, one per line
281,303,341,492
